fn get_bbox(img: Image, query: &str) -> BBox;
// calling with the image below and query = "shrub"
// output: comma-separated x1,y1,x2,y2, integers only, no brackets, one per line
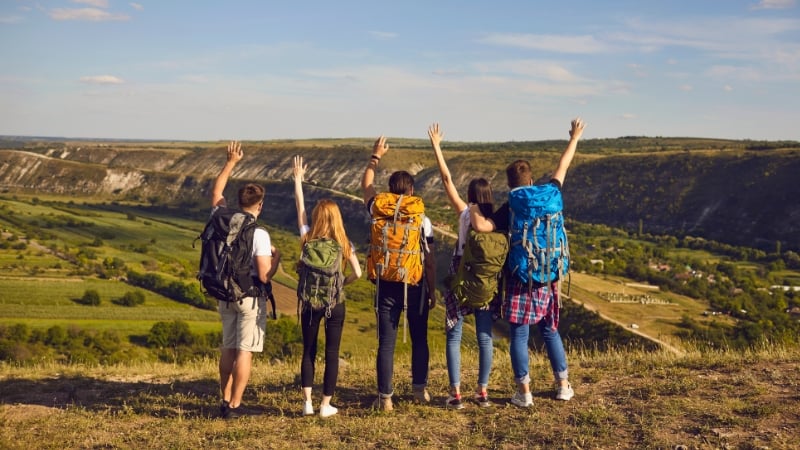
115,291,145,307
76,289,101,306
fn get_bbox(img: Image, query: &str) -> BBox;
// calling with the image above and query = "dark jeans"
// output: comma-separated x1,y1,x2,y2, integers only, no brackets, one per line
301,302,345,396
375,281,430,396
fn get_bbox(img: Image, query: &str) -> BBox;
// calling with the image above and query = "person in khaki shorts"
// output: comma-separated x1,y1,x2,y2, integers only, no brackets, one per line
212,141,280,419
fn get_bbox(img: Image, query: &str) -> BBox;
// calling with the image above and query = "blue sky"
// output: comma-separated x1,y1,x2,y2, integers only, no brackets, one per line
1,0,798,142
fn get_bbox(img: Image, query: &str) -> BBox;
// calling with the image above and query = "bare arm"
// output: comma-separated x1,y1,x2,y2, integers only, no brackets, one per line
343,249,362,285
469,204,496,232
551,118,586,187
266,246,280,282
428,123,467,214
293,155,308,231
255,255,272,284
361,135,389,204
211,141,243,208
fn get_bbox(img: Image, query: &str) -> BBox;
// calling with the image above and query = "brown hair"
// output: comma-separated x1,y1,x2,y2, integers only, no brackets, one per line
301,199,352,261
388,171,414,195
238,183,265,209
467,178,494,217
505,160,531,189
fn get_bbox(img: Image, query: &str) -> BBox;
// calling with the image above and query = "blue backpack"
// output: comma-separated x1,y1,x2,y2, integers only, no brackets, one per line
507,182,570,286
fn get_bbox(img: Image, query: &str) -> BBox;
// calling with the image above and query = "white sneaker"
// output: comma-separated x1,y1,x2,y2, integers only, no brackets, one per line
555,383,574,401
302,400,314,416
510,391,533,408
319,404,338,418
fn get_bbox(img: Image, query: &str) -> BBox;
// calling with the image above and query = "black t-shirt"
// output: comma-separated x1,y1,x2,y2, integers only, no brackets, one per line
491,179,562,233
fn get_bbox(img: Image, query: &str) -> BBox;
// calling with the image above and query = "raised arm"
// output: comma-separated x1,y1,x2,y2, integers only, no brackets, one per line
211,141,243,208
361,135,389,204
428,123,467,214
551,118,586,187
293,155,308,231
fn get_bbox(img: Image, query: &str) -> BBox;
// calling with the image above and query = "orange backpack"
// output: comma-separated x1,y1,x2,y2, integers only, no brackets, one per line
367,192,426,284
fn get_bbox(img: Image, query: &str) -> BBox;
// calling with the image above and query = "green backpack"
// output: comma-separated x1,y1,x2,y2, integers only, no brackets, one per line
297,238,344,316
451,229,509,309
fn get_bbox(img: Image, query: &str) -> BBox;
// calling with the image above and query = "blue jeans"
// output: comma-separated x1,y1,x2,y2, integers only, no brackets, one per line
446,308,494,389
509,320,568,385
375,281,429,396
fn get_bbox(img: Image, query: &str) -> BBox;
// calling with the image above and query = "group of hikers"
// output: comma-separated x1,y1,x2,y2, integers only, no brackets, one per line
205,117,586,419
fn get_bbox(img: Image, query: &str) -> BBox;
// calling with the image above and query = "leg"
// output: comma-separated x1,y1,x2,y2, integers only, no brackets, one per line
508,321,533,407
376,287,402,397
228,296,266,409
474,308,494,390
322,303,346,400
301,307,324,397
300,306,323,414
219,347,236,403
228,350,253,408
445,315,464,395
538,320,569,384
407,285,430,389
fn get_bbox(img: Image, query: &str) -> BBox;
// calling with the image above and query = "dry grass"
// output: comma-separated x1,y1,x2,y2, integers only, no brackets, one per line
1,344,798,449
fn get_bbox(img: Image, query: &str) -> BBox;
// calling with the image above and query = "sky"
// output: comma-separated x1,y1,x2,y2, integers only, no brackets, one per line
1,0,799,142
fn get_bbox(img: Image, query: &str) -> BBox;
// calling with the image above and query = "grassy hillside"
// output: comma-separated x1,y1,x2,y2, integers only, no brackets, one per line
1,344,798,449
2,137,799,252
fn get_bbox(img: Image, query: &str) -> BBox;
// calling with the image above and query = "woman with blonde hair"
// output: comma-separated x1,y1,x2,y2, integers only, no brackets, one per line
293,155,362,418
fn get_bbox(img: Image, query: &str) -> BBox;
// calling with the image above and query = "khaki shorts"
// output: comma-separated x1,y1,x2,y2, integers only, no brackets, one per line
219,296,267,352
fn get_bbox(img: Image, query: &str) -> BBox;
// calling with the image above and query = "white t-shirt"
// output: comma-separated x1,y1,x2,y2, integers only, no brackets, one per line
454,206,470,257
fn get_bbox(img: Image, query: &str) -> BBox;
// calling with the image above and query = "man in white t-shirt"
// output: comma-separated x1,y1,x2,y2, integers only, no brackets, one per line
211,141,280,419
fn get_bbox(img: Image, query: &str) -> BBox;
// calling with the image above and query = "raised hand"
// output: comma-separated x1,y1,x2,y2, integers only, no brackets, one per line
569,118,586,140
428,123,444,149
226,141,243,164
293,155,307,183
372,135,390,158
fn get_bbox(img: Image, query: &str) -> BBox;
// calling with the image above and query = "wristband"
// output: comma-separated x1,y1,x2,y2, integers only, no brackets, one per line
371,155,381,162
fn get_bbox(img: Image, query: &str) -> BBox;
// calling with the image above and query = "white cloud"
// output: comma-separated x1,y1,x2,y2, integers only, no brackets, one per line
478,59,583,82
130,3,144,11
621,113,637,120
679,84,693,91
368,31,397,40
80,75,125,85
751,0,796,9
72,0,109,7
724,85,734,91
478,33,613,54
49,8,129,21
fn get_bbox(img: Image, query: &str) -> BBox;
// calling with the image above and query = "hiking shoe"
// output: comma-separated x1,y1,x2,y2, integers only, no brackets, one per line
412,387,431,404
445,394,464,410
510,391,533,408
319,404,338,418
302,400,314,416
372,396,394,412
474,391,491,408
222,405,248,419
555,383,574,401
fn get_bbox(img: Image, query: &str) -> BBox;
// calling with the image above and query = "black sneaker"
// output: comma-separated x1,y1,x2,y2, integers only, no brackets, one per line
445,394,464,410
223,406,243,419
474,391,491,408
220,400,230,418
